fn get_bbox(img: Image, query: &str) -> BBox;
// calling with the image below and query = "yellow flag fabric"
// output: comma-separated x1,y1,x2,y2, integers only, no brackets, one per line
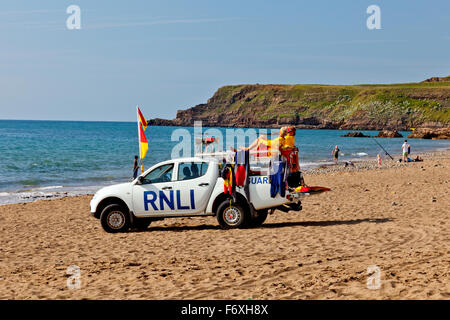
139,122,148,160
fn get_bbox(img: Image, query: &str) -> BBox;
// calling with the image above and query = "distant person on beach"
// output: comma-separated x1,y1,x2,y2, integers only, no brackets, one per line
344,160,354,167
133,155,139,179
332,145,340,164
401,140,410,163
377,154,382,166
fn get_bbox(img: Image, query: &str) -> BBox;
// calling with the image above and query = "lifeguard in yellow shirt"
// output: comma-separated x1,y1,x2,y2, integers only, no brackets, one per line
282,126,296,150
241,126,288,156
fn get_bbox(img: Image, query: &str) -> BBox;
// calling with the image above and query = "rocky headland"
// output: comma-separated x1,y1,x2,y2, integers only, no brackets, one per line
149,76,450,139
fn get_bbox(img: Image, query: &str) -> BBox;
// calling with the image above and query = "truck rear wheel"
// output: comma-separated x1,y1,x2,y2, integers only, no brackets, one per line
216,200,249,229
100,204,130,233
249,209,268,227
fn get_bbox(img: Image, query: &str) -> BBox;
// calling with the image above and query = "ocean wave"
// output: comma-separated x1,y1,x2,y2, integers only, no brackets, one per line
30,185,63,191
300,160,336,170
0,188,98,205
352,152,369,157
19,178,45,186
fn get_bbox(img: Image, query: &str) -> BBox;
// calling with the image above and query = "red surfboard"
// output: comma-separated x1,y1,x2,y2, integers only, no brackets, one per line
295,186,331,194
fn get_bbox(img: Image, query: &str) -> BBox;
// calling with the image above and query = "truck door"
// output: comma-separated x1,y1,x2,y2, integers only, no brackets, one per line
132,163,176,216
174,161,215,215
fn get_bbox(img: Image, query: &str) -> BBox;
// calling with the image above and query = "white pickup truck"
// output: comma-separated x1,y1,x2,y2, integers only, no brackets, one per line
90,156,305,233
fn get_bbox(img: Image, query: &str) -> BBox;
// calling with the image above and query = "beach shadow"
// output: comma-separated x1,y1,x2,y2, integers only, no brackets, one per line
128,217,393,233
128,224,220,233
259,217,393,229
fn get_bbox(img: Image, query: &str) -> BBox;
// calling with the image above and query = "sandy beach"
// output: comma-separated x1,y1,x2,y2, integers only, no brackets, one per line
0,150,449,300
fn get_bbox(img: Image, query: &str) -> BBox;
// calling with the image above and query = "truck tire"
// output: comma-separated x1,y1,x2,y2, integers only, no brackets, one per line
100,204,131,233
132,218,152,230
249,209,268,227
216,200,249,229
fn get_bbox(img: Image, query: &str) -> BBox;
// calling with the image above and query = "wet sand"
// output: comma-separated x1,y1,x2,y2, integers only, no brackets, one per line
0,151,449,299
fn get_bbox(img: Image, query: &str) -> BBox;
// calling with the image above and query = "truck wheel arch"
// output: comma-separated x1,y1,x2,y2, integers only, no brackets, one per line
95,197,130,219
212,192,250,216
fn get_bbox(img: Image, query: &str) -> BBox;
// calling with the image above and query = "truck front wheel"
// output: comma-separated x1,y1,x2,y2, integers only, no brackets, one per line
216,200,249,229
100,204,131,233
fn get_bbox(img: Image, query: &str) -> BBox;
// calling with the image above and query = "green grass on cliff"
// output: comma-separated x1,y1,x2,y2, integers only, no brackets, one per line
206,79,450,125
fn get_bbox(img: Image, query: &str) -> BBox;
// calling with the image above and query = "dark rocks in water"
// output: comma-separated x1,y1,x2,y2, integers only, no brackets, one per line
344,129,405,138
408,128,450,140
341,132,370,137
147,118,177,126
376,130,403,138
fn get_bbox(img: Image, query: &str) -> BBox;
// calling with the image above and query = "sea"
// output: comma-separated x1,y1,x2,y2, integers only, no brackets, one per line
1,120,449,205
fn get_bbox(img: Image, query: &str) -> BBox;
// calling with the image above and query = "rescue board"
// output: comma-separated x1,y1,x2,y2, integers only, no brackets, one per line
295,186,331,194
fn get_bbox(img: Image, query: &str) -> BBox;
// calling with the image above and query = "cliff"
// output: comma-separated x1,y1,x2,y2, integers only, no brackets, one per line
408,127,450,139
149,77,450,130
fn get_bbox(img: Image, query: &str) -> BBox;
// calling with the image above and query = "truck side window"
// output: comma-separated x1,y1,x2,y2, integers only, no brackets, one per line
178,162,208,181
142,164,174,184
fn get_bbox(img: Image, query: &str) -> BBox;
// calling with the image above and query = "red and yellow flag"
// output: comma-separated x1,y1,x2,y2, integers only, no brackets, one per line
138,122,148,172
139,122,148,159
137,106,149,173
137,106,148,131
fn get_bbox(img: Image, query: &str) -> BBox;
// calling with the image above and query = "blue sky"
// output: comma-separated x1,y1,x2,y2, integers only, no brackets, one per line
0,0,449,121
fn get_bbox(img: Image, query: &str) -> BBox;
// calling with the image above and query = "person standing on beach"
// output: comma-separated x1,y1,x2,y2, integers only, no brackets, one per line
401,140,410,163
377,154,382,166
133,155,139,179
332,145,340,164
